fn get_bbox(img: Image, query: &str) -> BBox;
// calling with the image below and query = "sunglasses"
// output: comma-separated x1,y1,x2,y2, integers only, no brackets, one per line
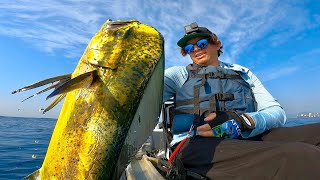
183,38,210,54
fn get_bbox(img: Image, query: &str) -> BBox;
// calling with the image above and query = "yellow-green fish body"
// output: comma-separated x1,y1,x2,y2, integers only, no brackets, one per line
20,20,164,179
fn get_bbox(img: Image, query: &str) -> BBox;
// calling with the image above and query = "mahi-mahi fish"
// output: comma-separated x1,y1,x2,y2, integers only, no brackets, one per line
12,19,164,179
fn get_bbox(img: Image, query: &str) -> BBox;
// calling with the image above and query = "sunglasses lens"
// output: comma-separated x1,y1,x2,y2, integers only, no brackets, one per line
196,39,209,49
183,38,209,54
184,44,194,54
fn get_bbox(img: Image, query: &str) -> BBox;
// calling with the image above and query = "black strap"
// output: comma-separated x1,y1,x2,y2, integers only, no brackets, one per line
209,94,217,112
192,77,206,135
161,101,175,159
175,107,210,115
192,71,242,79
229,111,256,131
175,93,234,107
207,111,256,131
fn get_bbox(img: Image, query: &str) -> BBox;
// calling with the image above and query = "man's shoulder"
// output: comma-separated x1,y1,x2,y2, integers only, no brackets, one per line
165,66,187,72
165,66,188,76
220,61,250,73
164,66,189,84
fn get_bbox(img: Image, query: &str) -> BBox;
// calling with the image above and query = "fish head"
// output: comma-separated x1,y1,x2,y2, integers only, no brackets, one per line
85,20,140,70
73,19,164,107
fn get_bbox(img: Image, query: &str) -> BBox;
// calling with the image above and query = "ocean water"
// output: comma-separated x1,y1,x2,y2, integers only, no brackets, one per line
0,116,56,180
0,116,320,180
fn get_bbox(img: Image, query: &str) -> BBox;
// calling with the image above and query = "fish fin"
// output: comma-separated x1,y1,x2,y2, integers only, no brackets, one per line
46,71,96,100
12,74,72,94
43,94,66,113
23,169,40,180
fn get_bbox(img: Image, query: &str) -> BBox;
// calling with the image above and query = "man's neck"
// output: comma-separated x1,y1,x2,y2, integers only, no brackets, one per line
208,59,220,66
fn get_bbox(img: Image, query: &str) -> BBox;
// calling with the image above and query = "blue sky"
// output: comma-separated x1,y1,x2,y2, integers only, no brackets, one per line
0,0,319,118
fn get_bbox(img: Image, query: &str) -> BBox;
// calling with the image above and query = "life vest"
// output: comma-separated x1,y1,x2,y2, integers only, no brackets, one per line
172,64,257,134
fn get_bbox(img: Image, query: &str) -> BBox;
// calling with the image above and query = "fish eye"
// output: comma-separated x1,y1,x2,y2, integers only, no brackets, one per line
115,31,123,37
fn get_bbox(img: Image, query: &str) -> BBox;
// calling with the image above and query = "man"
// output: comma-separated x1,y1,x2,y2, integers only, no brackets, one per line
163,22,320,179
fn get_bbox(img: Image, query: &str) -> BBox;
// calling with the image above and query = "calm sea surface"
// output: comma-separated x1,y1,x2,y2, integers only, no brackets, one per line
0,116,56,180
0,115,320,180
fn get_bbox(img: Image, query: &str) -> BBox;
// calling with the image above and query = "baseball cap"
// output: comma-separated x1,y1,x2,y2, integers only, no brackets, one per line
177,22,214,47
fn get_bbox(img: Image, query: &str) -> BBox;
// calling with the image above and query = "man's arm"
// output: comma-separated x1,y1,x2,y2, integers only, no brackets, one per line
240,70,287,138
163,66,188,102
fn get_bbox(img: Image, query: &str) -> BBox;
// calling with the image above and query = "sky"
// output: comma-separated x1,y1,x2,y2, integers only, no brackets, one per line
0,0,319,119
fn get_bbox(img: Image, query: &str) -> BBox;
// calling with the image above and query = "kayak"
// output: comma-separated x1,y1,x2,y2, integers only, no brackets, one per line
120,126,167,180
120,114,320,180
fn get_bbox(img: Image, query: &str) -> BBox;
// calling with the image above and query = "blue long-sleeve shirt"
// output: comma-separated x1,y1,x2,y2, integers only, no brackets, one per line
164,61,287,146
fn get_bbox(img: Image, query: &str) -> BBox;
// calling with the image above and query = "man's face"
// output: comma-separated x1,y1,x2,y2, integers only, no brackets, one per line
186,37,221,66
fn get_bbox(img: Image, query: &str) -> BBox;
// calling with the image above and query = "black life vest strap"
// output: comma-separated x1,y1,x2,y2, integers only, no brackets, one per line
175,93,235,107
192,77,206,135
192,72,242,79
175,107,210,115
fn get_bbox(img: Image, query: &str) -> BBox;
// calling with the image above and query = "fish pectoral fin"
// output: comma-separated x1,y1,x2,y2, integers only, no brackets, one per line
43,94,66,113
12,74,72,94
46,70,97,100
21,82,63,102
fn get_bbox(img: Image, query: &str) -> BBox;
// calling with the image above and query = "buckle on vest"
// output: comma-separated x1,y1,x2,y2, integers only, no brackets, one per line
207,72,225,78
215,93,234,101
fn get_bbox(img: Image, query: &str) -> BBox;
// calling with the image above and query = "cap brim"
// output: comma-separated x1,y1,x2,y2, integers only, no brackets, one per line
177,33,211,47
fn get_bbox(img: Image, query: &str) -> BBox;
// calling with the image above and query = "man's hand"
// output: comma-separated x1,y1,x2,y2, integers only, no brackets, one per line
212,119,241,139
197,112,217,137
196,112,242,139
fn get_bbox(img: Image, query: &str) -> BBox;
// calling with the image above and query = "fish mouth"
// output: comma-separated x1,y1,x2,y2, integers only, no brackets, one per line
106,19,139,29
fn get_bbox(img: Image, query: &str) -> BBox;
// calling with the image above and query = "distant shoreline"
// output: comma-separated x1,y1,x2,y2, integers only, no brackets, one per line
0,115,57,120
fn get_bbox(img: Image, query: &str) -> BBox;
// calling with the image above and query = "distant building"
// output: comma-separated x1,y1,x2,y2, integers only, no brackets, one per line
297,112,320,118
